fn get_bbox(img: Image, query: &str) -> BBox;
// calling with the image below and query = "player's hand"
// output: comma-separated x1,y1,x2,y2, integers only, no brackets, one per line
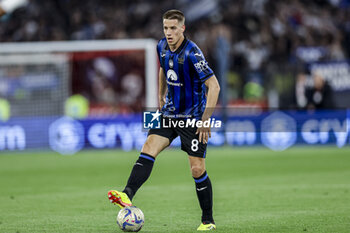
159,98,166,110
196,124,211,144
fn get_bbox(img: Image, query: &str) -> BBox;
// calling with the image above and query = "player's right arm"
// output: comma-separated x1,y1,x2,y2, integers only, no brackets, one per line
158,67,167,109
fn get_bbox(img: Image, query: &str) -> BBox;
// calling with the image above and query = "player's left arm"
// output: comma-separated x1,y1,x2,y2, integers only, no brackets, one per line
159,67,167,109
196,75,220,144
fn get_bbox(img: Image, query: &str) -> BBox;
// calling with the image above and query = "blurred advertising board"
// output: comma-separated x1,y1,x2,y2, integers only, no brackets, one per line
0,110,349,154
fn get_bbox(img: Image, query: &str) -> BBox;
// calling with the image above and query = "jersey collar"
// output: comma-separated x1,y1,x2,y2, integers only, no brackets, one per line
166,36,188,54
174,36,187,54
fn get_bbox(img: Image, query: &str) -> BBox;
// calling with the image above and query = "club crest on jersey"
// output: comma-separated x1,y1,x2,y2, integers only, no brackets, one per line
169,59,174,68
167,69,178,81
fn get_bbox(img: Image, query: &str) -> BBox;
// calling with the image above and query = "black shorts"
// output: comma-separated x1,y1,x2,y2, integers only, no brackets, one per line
148,119,207,158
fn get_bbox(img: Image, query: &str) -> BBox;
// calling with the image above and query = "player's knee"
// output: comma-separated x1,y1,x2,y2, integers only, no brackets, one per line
191,165,205,178
141,141,155,156
141,136,168,157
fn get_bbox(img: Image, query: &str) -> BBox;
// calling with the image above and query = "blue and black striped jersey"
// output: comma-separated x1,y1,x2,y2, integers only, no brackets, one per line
157,37,214,119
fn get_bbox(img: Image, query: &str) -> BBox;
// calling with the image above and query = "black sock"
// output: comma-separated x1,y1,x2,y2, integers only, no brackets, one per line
194,171,214,223
123,153,155,200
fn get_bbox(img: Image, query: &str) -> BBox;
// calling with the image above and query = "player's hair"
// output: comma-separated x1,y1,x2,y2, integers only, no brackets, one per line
163,9,185,25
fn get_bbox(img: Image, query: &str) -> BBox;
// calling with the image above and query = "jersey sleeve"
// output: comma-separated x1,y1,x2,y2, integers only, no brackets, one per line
188,47,214,83
157,39,164,68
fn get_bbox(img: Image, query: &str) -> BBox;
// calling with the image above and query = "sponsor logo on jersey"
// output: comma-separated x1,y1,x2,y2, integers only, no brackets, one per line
167,69,178,81
194,60,209,73
169,59,174,68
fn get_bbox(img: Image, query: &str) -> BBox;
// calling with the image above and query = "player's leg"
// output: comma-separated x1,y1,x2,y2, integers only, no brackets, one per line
122,134,170,200
109,129,175,208
177,126,215,230
189,156,215,230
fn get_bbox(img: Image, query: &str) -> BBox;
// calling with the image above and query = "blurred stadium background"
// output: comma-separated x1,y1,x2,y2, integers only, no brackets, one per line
1,0,350,153
0,1,350,233
0,0,350,154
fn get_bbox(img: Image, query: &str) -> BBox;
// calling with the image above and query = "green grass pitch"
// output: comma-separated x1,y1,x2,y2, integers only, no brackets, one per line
0,147,350,233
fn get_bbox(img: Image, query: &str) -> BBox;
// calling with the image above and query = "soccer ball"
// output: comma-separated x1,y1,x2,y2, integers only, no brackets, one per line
116,206,144,232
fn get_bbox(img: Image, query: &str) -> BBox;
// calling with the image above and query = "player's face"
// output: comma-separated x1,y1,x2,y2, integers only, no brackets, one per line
163,19,185,48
